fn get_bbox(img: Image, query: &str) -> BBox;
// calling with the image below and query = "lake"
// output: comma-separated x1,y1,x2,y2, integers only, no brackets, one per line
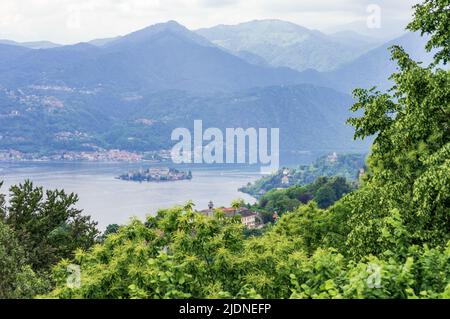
0,161,264,229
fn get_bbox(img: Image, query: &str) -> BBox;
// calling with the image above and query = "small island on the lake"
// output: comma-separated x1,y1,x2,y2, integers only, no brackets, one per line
118,167,192,182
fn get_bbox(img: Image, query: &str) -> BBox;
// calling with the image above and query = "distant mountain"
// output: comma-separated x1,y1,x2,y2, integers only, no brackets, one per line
20,41,61,49
0,39,19,46
0,39,61,49
88,36,122,47
0,44,31,67
0,83,369,155
322,19,409,41
135,85,370,152
196,19,378,72
328,31,380,47
326,32,432,94
0,21,327,93
0,21,367,155
105,21,213,48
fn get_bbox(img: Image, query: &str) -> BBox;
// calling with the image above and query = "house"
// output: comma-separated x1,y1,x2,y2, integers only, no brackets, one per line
240,210,260,229
359,168,366,179
199,202,262,229
228,207,262,229
327,152,338,163
281,175,289,185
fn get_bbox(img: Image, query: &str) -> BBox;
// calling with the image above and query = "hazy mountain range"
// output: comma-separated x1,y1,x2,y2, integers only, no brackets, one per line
0,21,321,94
326,32,432,92
0,20,433,157
196,20,381,72
0,39,61,49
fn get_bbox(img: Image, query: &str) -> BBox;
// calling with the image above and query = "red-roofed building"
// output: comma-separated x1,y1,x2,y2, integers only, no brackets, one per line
199,202,262,229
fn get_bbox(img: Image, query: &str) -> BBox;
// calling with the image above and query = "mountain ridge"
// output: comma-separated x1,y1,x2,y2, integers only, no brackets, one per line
196,19,380,72
0,83,370,155
0,21,328,93
326,32,432,93
0,19,430,156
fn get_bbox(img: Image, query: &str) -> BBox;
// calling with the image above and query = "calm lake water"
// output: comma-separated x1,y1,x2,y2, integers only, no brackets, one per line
0,162,263,229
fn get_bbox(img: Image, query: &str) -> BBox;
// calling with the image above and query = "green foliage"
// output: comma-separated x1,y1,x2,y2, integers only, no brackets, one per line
1,180,99,271
0,180,100,298
4,0,450,300
43,0,449,300
240,153,365,197
44,207,246,299
97,224,121,243
345,42,450,257
0,181,5,218
257,176,353,219
42,205,450,299
231,199,246,210
11,265,51,299
0,219,25,298
407,0,450,65
0,220,49,298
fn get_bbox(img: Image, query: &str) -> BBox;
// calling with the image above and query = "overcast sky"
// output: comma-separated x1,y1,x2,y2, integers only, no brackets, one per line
0,0,419,44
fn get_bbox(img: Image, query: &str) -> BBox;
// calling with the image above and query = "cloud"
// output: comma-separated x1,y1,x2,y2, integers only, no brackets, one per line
197,0,240,8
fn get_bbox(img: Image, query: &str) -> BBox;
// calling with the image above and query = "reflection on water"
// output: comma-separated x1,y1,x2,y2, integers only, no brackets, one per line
0,162,263,229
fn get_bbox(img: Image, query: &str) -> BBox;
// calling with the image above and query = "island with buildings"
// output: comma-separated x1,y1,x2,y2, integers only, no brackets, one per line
118,167,192,182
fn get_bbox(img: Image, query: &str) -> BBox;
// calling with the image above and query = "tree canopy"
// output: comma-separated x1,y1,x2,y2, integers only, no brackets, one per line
1,0,449,300
42,0,450,299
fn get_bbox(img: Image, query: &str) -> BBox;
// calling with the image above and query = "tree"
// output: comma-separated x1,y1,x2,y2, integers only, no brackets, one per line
231,199,245,210
0,220,49,298
0,181,5,218
44,204,246,299
1,180,99,271
35,0,450,300
407,0,450,65
97,224,120,242
314,185,337,209
43,204,450,299
256,177,353,215
345,0,450,257
0,220,25,298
